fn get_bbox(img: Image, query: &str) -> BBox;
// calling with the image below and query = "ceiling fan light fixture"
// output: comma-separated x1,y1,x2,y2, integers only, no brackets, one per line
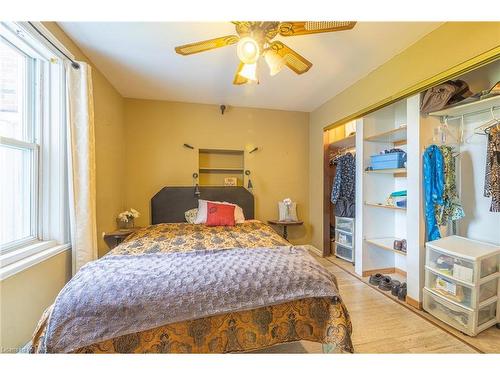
264,49,285,76
238,63,258,82
236,37,260,64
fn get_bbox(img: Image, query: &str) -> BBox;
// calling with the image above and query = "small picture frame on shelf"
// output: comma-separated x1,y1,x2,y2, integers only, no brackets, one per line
224,177,237,186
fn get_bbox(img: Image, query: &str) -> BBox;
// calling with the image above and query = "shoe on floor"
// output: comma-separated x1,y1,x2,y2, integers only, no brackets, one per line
378,276,393,291
391,280,401,296
369,273,383,285
398,282,407,301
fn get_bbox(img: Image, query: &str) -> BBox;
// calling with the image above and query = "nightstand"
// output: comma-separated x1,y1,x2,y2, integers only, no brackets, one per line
103,228,141,250
267,220,303,240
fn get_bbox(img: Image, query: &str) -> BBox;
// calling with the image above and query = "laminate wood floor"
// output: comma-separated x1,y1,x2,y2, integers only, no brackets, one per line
255,257,479,353
325,255,500,353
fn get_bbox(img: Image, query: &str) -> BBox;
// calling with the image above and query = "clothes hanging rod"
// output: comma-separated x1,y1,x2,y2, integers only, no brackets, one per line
27,22,80,69
442,105,500,122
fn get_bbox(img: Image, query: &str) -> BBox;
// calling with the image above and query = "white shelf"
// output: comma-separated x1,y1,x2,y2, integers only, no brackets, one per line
365,202,406,211
428,95,500,117
330,134,356,149
364,126,407,145
365,237,407,256
365,168,407,177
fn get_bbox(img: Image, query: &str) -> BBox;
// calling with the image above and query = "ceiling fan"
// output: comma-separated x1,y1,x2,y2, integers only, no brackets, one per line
174,21,356,85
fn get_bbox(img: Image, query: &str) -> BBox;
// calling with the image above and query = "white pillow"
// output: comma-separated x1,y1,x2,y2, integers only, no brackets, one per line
194,199,245,224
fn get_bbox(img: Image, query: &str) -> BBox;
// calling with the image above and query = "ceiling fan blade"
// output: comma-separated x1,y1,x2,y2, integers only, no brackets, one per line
268,41,312,75
175,35,239,55
278,21,356,36
233,62,249,85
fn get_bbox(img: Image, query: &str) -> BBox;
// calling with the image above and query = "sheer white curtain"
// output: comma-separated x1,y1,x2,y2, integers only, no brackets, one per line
66,61,98,275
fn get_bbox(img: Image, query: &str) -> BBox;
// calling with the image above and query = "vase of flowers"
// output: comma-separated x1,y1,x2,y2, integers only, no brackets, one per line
117,208,140,230
278,198,298,222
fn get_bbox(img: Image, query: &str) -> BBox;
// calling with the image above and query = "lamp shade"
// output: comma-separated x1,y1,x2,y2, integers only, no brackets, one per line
264,49,284,76
238,63,258,82
237,37,260,64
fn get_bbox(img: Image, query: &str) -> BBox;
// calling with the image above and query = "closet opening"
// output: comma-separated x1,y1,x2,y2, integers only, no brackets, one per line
323,58,499,338
323,121,356,258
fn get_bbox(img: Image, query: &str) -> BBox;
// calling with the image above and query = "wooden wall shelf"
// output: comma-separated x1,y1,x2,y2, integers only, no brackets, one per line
199,167,244,173
199,149,245,186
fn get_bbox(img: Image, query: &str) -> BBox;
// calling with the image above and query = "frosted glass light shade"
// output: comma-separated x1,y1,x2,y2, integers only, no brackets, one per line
236,37,260,64
238,63,258,82
264,50,284,76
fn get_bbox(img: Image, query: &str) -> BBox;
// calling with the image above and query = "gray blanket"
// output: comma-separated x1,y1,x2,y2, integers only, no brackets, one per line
41,246,340,353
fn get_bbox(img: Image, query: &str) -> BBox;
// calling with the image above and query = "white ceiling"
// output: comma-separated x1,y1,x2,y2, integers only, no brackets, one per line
58,22,442,112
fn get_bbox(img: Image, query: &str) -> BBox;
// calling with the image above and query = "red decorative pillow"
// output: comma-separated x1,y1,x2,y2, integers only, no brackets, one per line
205,202,235,226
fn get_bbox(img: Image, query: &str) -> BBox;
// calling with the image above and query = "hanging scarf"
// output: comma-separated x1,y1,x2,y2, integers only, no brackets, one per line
437,145,465,224
484,129,500,212
423,145,444,241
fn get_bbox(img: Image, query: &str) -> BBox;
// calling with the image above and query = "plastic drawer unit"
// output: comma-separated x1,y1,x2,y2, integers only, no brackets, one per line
334,216,355,263
424,235,500,336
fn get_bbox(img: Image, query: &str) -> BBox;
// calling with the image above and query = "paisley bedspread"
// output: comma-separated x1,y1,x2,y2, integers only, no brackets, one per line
28,221,353,353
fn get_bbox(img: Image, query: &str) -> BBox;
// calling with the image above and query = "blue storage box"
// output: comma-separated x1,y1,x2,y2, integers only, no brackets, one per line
370,152,405,170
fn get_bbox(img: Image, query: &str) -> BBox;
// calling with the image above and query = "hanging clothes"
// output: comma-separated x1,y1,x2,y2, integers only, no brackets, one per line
437,145,465,224
423,145,445,241
484,129,500,212
331,152,356,218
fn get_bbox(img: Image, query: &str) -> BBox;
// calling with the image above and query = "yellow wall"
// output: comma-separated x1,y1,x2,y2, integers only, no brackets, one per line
0,23,125,350
123,99,311,247
0,251,71,351
309,22,500,250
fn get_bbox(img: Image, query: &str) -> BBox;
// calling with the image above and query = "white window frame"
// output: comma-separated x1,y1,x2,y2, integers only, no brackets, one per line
0,22,71,280
0,36,39,252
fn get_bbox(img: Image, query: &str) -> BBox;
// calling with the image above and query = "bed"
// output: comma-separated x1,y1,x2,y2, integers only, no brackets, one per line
28,187,353,354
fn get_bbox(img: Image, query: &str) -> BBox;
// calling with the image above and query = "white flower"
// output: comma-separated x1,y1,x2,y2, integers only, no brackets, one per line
117,208,140,223
283,198,292,207
118,212,129,222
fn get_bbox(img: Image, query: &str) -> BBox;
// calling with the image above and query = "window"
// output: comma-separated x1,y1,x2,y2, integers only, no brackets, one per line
0,22,69,277
0,36,38,249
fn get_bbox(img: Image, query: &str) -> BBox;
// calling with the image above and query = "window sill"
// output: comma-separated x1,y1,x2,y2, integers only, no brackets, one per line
0,241,70,281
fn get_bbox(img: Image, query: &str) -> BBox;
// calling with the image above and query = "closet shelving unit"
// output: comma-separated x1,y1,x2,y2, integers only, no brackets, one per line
355,97,421,306
347,63,500,315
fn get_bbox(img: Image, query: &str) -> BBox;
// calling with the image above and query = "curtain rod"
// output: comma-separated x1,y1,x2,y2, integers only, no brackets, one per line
27,22,80,69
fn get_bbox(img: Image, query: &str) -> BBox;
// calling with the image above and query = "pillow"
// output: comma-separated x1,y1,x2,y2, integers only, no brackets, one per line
184,208,198,224
205,202,235,226
223,201,245,224
194,199,245,224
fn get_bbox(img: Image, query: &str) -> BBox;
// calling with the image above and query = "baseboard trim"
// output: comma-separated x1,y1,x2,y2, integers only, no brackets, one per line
303,244,323,257
406,296,423,310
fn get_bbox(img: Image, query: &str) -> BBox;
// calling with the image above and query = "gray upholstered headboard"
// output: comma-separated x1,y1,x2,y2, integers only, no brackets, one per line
151,186,255,224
